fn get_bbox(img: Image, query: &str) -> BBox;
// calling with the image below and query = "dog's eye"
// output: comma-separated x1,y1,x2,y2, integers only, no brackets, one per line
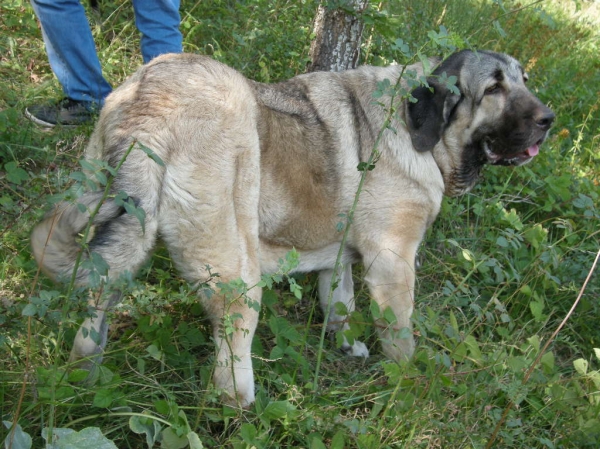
484,83,502,95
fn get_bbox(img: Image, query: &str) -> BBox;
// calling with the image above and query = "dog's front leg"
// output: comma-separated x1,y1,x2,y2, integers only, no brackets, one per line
362,246,417,361
318,265,369,357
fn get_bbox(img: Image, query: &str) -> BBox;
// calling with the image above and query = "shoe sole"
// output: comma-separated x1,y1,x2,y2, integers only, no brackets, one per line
24,108,79,128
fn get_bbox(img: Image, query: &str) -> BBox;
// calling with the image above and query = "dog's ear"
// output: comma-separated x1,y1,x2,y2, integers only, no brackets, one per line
407,79,461,153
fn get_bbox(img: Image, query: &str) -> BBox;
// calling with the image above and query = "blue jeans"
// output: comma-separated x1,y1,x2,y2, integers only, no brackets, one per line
30,0,182,106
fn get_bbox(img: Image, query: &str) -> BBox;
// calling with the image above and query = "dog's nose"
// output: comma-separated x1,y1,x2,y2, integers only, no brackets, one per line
535,108,555,130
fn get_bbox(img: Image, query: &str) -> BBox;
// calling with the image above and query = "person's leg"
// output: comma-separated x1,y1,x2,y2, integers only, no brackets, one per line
132,0,182,63
30,0,112,105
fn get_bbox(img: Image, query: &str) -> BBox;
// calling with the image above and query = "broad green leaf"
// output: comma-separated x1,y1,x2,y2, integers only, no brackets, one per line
42,427,117,449
263,400,296,421
541,351,555,373
21,304,37,317
3,421,32,449
464,335,483,362
527,335,541,352
449,311,459,333
187,432,204,449
129,415,162,449
507,356,528,373
92,388,115,408
331,430,346,449
309,434,327,449
333,301,349,316
397,327,412,340
5,162,30,185
453,342,467,362
68,369,91,383
524,224,547,249
239,423,257,443
154,399,171,416
161,428,188,449
370,300,382,320
573,358,588,375
147,344,164,361
383,306,397,325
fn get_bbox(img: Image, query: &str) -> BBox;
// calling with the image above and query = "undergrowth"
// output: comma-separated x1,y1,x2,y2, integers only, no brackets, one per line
1,0,599,448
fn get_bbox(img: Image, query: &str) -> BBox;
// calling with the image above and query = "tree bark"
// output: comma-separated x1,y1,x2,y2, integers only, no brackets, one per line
307,0,368,73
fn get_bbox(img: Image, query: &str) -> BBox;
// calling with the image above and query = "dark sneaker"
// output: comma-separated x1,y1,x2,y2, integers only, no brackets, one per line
25,98,96,127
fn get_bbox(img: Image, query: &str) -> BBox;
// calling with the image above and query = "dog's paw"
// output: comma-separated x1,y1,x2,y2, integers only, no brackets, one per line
381,335,415,362
341,340,369,358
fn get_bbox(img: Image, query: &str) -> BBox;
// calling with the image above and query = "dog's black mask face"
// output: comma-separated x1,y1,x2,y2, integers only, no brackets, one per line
407,50,554,195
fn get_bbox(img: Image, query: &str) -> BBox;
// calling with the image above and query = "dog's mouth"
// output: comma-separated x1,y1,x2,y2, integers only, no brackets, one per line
483,137,544,166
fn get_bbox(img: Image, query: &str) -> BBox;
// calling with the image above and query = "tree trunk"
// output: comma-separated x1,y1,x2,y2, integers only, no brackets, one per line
307,0,368,73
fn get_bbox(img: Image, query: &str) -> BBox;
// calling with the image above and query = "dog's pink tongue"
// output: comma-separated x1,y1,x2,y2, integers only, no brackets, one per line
526,144,540,157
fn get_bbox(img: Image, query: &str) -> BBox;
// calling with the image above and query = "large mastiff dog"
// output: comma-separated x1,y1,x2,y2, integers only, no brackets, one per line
31,50,554,406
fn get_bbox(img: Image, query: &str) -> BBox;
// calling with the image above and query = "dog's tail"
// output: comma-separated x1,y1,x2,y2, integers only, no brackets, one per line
31,191,157,286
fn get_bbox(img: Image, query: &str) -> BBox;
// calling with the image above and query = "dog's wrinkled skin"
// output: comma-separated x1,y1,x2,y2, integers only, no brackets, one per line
31,50,554,407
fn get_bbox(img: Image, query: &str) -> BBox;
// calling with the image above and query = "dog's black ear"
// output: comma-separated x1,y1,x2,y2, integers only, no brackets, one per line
407,80,461,153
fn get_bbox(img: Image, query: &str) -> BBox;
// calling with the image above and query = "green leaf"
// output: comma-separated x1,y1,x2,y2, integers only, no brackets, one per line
90,251,109,276
147,344,164,361
541,351,555,373
42,427,118,449
263,400,297,421
449,310,459,333
493,20,507,37
529,300,545,322
129,415,163,449
21,303,38,317
98,366,115,385
4,161,30,185
138,142,165,166
331,430,346,449
187,432,204,449
383,307,397,325
268,316,300,342
496,236,509,248
240,423,257,444
68,369,91,383
335,331,346,349
464,335,483,362
573,358,588,375
2,421,32,449
369,300,382,320
523,224,547,249
333,301,349,316
453,342,467,362
507,356,528,373
154,399,171,416
161,427,189,449
70,171,88,183
527,335,541,352
92,388,115,408
309,434,327,449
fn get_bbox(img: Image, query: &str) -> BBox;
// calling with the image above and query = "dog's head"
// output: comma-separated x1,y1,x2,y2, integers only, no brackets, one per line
406,50,554,196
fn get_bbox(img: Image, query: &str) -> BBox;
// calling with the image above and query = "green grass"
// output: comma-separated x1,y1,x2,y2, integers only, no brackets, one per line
1,0,599,448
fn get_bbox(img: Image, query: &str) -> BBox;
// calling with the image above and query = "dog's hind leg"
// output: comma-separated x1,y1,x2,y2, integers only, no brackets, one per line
318,264,369,358
69,290,122,373
158,137,262,407
159,180,261,407
69,211,159,374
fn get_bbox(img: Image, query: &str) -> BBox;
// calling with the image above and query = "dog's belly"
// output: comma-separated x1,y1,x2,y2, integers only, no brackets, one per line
258,239,359,275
